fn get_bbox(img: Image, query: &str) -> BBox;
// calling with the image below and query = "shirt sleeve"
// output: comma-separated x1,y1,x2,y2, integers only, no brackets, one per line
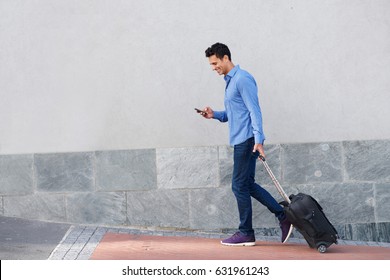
237,76,266,144
213,110,228,123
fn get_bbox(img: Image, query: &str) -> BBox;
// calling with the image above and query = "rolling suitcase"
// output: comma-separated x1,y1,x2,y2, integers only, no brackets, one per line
259,155,338,253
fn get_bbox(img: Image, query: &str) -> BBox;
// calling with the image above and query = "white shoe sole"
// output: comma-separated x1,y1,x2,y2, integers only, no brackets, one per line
282,224,294,243
220,241,256,246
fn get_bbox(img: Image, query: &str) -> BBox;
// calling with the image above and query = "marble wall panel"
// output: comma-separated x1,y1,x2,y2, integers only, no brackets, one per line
95,149,157,191
282,142,343,184
189,187,238,230
375,183,390,222
334,222,390,243
4,193,66,221
0,154,33,195
376,222,390,243
127,189,189,228
156,147,218,189
67,192,126,225
34,152,94,192
217,146,234,187
341,223,379,242
344,140,390,182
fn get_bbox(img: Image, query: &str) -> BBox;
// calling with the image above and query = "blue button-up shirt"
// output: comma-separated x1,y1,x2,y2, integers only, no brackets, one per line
213,65,265,146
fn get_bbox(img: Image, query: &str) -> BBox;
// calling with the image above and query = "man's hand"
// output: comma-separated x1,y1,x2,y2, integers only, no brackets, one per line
253,143,265,159
200,106,214,119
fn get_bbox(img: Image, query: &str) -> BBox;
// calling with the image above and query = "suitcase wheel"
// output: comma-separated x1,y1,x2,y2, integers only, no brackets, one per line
317,243,327,253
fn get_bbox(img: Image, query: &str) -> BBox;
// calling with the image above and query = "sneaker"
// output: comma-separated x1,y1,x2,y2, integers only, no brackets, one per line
221,232,256,246
280,217,293,243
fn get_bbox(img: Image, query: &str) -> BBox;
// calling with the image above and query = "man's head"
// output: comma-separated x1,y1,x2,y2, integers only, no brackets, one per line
205,42,234,76
205,42,231,61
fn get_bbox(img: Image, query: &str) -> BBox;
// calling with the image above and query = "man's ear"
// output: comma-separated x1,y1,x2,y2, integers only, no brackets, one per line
223,55,229,62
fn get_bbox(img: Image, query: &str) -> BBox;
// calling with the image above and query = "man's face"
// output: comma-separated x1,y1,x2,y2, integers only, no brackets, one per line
208,54,229,76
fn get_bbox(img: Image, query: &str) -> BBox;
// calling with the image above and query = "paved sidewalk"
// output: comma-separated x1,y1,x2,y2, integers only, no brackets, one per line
48,225,390,260
0,216,70,260
1,216,389,260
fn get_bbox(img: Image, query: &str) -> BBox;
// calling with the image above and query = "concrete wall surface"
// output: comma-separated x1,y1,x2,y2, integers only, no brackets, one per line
1,139,389,242
1,0,390,155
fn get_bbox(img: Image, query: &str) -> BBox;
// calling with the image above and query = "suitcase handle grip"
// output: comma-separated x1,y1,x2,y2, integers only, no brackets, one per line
258,154,266,161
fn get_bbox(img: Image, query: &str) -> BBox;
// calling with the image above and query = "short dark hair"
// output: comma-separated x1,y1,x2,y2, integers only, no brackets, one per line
205,42,231,61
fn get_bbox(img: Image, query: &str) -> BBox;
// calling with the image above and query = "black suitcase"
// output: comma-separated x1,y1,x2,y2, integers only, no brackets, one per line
281,193,338,253
259,155,338,253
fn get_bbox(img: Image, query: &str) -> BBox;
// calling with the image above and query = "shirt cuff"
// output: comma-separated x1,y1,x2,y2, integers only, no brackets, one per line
212,111,225,122
255,133,265,145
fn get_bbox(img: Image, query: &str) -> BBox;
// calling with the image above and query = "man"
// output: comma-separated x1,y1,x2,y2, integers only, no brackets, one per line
198,42,292,246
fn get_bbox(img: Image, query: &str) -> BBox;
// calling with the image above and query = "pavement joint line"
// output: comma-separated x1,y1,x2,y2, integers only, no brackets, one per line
48,225,390,260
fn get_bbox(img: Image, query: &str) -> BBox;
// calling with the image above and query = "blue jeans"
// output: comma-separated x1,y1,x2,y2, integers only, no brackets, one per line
232,137,285,236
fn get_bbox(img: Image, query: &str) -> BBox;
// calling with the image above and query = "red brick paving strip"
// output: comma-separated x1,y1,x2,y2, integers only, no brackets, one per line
90,233,390,260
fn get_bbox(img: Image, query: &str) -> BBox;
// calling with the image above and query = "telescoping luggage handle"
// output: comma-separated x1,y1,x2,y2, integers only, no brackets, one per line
258,155,291,204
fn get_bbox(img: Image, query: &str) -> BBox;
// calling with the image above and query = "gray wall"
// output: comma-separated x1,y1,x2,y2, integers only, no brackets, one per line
1,1,389,242
1,0,390,154
1,139,390,242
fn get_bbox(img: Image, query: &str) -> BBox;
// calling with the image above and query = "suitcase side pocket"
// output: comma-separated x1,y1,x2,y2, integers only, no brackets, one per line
307,209,331,234
285,206,318,238
306,196,338,237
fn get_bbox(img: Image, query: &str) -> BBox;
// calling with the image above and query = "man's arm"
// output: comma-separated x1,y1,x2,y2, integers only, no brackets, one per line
200,107,228,122
237,77,265,144
237,76,266,158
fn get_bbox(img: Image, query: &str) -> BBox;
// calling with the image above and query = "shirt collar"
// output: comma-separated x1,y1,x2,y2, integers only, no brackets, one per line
224,65,240,82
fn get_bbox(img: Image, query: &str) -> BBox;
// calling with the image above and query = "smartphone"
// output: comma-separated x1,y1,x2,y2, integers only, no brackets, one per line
194,108,207,114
